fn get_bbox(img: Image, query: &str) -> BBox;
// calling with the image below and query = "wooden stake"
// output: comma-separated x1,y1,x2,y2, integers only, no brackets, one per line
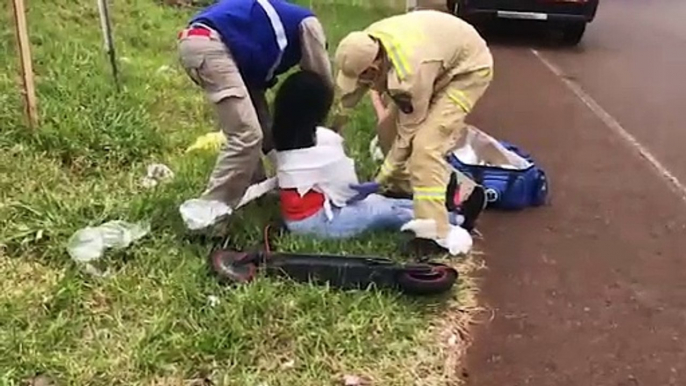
11,0,38,129
97,0,120,91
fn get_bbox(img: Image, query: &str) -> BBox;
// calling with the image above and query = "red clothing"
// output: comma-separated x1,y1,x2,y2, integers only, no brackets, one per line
279,189,325,221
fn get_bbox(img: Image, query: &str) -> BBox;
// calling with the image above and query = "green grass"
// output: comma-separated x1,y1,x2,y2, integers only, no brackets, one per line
0,0,478,384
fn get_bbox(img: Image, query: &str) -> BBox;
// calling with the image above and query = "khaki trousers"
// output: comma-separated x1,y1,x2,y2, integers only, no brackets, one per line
377,69,492,237
178,27,273,208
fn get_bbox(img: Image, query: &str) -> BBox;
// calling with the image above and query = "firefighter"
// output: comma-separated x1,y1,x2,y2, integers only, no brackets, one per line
177,0,333,211
332,9,493,252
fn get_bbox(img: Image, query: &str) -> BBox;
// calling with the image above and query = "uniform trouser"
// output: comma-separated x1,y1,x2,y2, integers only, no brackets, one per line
178,29,273,209
377,69,492,238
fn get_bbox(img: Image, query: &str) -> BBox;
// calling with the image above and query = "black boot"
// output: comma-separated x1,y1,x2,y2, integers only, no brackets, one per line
444,172,486,233
400,230,446,260
459,185,487,232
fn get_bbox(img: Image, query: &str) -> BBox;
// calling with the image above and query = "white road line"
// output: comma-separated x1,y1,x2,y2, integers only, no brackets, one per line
531,48,686,202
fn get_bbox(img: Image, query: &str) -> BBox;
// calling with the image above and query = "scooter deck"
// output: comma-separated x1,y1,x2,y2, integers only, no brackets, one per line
210,249,459,296
265,252,440,290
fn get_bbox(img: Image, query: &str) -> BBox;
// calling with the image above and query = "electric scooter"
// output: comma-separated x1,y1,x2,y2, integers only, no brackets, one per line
207,173,478,296
209,225,459,296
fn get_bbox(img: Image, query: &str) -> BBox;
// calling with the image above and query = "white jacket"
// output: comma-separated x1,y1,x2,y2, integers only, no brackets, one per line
275,127,359,219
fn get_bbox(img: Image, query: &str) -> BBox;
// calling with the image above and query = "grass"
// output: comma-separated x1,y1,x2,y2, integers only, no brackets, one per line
0,0,481,384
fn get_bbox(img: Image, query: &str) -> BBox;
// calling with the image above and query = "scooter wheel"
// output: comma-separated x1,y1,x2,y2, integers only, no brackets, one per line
397,266,458,296
210,250,257,284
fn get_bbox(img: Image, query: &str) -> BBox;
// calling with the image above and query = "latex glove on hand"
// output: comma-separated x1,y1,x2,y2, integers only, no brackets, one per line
346,182,381,204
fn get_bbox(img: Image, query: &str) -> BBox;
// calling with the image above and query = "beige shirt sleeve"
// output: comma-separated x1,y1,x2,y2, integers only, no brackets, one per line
299,16,334,89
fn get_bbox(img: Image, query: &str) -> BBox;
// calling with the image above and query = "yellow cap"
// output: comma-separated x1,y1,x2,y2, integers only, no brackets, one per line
334,31,379,94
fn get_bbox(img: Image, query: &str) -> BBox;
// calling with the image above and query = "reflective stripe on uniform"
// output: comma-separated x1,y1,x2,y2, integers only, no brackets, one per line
414,186,446,201
379,159,394,177
256,0,288,81
447,89,473,113
369,31,411,81
477,67,492,78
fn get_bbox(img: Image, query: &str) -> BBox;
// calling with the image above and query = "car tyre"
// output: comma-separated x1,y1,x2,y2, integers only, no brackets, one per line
561,22,586,46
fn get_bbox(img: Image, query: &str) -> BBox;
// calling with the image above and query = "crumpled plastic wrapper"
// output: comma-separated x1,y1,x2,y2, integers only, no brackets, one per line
140,163,175,188
67,220,151,276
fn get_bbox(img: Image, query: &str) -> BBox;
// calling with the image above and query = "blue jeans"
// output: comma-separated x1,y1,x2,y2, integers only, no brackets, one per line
285,194,460,239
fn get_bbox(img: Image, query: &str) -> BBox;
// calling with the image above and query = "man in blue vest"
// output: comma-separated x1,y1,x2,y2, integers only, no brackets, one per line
178,0,333,212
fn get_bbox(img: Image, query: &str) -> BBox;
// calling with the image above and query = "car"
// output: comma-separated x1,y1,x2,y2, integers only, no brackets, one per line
447,0,600,45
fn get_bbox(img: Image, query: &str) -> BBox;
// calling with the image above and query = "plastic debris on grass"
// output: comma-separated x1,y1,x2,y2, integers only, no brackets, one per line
67,220,151,277
140,163,175,188
207,295,220,307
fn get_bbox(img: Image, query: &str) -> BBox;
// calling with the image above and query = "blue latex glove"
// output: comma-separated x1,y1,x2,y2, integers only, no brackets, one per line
347,182,381,204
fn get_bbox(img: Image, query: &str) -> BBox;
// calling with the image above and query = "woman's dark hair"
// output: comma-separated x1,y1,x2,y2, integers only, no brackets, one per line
271,70,334,151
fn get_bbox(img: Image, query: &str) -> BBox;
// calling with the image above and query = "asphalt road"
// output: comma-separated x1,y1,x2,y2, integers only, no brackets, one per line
464,1,686,385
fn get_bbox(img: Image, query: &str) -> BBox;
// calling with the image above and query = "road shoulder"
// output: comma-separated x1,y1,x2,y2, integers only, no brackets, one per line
465,46,686,386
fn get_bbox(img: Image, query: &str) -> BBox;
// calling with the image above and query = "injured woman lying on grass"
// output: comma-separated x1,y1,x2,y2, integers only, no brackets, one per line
271,70,473,255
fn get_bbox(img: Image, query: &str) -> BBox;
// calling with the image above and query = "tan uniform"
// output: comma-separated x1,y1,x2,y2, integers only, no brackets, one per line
336,10,493,238
178,17,333,208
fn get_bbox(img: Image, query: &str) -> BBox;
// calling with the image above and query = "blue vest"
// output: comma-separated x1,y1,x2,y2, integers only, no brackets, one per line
191,0,314,89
